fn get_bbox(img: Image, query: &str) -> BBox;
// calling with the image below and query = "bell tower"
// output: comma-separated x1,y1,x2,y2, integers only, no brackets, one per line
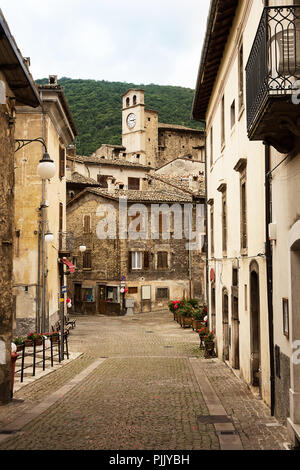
122,89,146,158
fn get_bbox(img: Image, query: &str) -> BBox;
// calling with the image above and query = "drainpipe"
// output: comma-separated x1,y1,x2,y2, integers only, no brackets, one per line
204,127,209,328
265,142,275,416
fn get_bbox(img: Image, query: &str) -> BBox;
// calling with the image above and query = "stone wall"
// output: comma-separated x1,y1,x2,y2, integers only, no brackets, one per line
157,128,204,168
0,93,15,403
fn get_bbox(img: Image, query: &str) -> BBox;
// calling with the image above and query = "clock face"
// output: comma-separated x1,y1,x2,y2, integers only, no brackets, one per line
127,113,136,129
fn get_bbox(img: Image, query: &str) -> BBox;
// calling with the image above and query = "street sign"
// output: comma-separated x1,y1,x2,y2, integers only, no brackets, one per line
120,276,126,281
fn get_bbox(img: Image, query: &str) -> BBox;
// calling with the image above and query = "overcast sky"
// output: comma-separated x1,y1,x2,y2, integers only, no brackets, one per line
0,0,210,89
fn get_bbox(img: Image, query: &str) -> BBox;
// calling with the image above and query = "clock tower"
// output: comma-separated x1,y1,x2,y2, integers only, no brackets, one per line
122,89,146,161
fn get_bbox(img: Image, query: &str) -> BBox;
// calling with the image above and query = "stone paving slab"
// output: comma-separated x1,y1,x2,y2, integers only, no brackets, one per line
0,310,291,450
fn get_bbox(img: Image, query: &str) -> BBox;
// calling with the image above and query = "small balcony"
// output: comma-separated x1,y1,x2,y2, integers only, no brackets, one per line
58,232,74,257
246,6,300,153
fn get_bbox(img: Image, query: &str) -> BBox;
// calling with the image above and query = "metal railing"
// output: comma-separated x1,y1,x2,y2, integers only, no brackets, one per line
246,5,300,133
58,231,74,253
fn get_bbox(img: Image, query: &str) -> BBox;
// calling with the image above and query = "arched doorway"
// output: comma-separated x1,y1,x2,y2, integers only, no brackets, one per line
222,288,229,361
250,261,261,393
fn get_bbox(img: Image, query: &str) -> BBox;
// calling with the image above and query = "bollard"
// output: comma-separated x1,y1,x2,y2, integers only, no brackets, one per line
11,352,19,398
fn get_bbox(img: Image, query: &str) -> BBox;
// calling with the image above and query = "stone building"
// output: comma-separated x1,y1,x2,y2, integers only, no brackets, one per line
67,186,205,315
0,11,40,403
65,89,206,315
14,76,77,335
192,0,300,446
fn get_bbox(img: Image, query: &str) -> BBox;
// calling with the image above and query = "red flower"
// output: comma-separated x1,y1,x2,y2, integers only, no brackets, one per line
174,305,178,309
173,301,176,305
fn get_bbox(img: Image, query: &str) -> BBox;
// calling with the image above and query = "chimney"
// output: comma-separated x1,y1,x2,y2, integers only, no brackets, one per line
49,75,58,85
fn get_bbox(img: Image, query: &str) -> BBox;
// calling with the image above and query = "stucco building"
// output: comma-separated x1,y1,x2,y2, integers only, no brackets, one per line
14,76,77,336
193,0,300,446
0,11,40,403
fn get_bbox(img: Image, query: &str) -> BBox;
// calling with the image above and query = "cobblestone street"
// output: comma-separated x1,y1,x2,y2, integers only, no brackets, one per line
0,310,289,451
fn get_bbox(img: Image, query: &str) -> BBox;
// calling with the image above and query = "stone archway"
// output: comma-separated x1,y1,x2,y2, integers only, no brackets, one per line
250,260,261,393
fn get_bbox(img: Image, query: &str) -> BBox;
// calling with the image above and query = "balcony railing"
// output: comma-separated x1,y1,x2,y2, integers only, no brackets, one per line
246,5,300,149
58,232,74,255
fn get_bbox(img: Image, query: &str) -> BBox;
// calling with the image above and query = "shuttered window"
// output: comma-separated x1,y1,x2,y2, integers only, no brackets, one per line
156,288,169,300
97,175,109,188
157,251,168,269
83,251,92,269
128,177,140,190
83,215,91,234
59,146,65,179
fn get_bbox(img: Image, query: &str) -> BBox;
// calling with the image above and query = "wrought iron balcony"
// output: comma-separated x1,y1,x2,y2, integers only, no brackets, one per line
58,231,74,256
246,6,300,153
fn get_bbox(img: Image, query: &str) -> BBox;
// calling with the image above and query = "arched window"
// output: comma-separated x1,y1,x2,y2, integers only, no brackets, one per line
126,97,130,107
133,95,137,105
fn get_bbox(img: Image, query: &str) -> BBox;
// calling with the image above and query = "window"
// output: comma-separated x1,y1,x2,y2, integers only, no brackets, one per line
156,288,169,300
238,43,244,111
128,287,138,294
59,203,63,251
131,251,142,270
157,251,168,269
128,177,140,190
133,95,137,105
231,100,236,128
59,146,65,178
241,180,247,251
83,215,91,234
82,287,94,302
83,251,92,269
232,268,238,286
210,127,213,168
222,192,227,254
210,205,214,257
283,298,289,338
221,95,225,148
126,97,130,107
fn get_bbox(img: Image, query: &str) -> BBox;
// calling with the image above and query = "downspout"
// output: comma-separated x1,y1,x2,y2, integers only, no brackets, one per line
204,127,209,328
265,143,275,416
263,0,275,417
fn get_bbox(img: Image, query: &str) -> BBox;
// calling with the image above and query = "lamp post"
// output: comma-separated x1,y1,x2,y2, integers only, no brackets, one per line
15,138,56,334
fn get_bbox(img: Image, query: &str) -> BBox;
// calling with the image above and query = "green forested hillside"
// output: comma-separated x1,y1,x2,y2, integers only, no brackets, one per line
36,77,203,156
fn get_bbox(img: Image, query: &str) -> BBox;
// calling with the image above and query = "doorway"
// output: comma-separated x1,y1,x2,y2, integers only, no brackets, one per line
222,289,229,361
250,261,261,392
74,283,82,314
232,294,240,369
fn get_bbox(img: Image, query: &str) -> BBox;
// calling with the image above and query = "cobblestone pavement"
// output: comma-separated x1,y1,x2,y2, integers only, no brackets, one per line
0,310,289,450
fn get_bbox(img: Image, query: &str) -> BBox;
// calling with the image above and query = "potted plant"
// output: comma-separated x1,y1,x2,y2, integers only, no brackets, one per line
192,308,204,331
203,330,216,358
13,337,25,352
197,325,207,349
26,332,43,346
178,302,194,328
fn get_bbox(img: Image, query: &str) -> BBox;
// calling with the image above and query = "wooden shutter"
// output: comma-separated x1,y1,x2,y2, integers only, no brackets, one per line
84,215,91,233
97,175,108,188
128,251,132,271
128,177,140,190
59,146,65,178
143,252,150,270
157,251,168,269
83,252,91,269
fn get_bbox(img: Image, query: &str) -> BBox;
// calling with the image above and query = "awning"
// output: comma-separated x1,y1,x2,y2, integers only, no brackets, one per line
60,258,76,273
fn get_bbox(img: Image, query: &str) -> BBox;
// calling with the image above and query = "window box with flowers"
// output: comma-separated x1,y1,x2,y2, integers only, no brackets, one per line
203,330,216,358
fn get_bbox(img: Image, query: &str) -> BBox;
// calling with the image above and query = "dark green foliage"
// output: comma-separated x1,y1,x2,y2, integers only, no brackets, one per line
36,77,204,156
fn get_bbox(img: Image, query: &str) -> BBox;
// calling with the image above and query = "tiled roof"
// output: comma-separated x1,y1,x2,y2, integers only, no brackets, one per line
67,154,152,170
68,187,193,205
158,122,204,133
67,172,99,186
148,175,205,197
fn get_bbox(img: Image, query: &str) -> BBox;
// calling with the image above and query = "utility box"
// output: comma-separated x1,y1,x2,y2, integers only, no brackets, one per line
125,298,134,315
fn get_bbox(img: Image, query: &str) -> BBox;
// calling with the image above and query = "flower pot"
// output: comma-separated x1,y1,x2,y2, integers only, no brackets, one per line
182,316,193,328
16,344,24,352
24,340,33,347
192,319,204,331
51,335,59,343
34,339,43,346
204,341,215,358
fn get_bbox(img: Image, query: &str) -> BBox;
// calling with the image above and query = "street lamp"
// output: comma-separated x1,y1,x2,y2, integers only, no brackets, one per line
45,230,54,243
37,153,56,179
79,244,87,253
